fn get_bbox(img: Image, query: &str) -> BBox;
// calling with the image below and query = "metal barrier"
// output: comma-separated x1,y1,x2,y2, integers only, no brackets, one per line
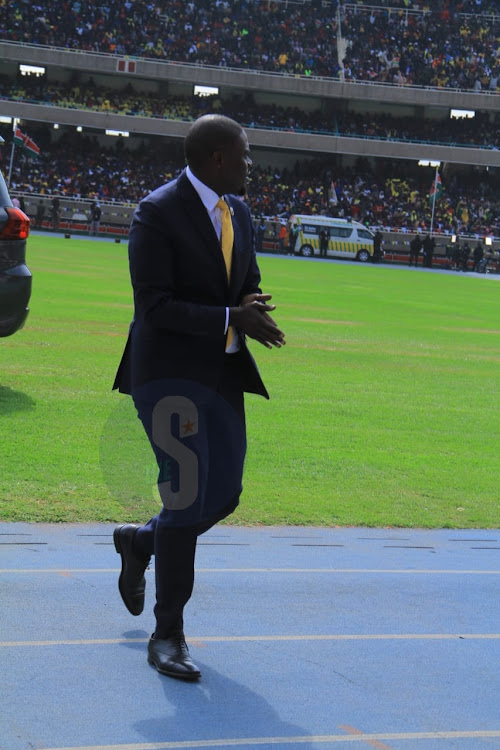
14,193,500,271
19,194,134,236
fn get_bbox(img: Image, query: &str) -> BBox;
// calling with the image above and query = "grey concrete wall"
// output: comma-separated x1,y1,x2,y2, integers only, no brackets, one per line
2,100,499,168
1,42,499,112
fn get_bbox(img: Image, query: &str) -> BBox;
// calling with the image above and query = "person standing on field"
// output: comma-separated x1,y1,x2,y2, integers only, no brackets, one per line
89,201,102,236
372,229,383,262
287,224,298,255
112,114,285,682
409,234,422,266
422,234,435,268
278,223,287,253
256,218,266,253
319,226,330,257
473,241,484,272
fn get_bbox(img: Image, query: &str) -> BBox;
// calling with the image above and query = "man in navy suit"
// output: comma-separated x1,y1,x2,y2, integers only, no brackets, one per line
112,115,285,680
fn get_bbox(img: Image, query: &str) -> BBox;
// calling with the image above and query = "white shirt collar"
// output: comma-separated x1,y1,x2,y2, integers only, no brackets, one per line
186,166,220,213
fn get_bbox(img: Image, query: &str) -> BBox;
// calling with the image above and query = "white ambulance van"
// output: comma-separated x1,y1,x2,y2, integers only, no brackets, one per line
288,215,374,262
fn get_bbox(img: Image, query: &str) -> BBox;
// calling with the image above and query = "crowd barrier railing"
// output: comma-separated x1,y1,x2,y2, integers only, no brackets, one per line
15,192,499,271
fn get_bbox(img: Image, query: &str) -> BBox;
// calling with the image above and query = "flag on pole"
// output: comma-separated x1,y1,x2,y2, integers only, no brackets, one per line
24,135,40,158
329,181,338,205
13,128,25,148
13,128,26,148
430,172,443,201
13,128,40,157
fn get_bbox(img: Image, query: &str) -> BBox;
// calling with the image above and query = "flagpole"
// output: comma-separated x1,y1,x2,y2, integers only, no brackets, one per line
7,141,15,187
430,165,439,235
7,118,19,188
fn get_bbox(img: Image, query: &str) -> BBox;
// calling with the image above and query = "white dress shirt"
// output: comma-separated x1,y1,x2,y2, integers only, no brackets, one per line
186,166,240,352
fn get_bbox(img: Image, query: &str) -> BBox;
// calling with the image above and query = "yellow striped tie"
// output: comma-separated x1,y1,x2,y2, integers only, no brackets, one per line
217,198,234,350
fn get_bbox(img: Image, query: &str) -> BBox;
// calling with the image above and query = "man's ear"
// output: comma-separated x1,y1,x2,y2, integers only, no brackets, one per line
212,149,224,168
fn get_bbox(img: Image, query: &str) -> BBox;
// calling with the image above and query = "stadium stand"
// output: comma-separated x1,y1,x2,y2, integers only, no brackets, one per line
0,0,498,261
5,128,498,236
1,76,499,149
340,4,499,90
1,1,498,89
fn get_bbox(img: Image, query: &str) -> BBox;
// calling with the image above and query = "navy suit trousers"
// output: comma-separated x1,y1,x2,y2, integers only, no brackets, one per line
132,355,246,637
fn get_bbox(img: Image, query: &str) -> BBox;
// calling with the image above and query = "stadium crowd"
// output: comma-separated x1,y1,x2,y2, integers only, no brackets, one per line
4,131,498,237
1,75,499,149
1,1,498,236
340,4,499,90
372,1,497,10
0,0,498,90
1,0,341,76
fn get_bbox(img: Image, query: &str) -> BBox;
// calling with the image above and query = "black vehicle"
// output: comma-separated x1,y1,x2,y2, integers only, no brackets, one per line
0,136,32,337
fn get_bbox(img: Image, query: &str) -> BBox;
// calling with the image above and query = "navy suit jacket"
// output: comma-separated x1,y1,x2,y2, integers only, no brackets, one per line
113,170,268,399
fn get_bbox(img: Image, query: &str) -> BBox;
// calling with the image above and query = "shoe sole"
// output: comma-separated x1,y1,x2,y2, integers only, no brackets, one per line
147,656,201,681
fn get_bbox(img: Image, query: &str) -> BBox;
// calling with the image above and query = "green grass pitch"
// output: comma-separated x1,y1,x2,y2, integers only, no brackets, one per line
0,235,498,528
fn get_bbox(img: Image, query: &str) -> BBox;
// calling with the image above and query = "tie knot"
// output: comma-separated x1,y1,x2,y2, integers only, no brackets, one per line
217,198,229,215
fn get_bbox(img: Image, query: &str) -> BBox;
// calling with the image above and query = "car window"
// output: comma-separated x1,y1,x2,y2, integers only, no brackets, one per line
300,223,353,238
329,227,353,238
358,229,374,240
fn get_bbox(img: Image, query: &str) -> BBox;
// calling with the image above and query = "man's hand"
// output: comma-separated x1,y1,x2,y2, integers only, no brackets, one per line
240,293,274,308
230,293,286,349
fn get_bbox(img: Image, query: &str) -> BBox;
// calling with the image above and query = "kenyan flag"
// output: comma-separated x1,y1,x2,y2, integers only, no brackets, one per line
14,128,40,157
429,172,443,202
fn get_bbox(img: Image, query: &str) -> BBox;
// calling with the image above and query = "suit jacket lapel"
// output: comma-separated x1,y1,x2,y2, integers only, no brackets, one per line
176,171,228,285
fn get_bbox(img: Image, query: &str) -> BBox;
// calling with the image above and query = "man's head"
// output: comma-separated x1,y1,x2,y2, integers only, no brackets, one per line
184,114,251,197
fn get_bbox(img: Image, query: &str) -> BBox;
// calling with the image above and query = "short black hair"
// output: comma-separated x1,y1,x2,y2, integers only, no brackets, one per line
184,114,243,170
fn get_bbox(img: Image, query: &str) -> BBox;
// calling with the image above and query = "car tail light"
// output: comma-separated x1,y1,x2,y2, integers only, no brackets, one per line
0,207,31,240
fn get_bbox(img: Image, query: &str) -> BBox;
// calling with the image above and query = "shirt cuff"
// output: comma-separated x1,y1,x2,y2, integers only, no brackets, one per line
224,307,229,335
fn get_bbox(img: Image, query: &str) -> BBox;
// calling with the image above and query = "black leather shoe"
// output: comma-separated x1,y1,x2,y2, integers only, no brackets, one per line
113,524,150,616
148,633,201,681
